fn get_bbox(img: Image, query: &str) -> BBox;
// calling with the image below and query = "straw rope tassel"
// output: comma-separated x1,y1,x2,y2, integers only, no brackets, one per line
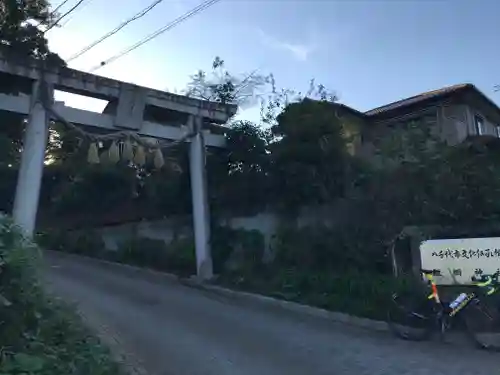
123,139,134,161
108,141,120,164
87,142,100,164
134,145,146,166
154,148,165,169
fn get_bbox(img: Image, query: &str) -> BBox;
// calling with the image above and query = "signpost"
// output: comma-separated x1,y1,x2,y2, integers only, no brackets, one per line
420,237,500,285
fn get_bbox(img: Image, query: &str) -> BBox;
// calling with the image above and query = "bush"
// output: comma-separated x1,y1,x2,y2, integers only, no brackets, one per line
215,223,422,320
266,136,500,279
219,265,418,320
211,225,265,274
35,230,68,252
36,229,105,257
118,236,168,268
117,235,196,276
271,225,391,275
165,237,196,276
38,228,199,277
0,214,122,374
67,231,106,257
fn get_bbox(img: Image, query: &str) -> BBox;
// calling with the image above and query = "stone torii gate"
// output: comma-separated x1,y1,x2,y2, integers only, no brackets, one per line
0,56,237,280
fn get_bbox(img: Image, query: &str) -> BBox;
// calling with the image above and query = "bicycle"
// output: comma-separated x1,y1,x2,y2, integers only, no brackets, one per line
387,268,500,350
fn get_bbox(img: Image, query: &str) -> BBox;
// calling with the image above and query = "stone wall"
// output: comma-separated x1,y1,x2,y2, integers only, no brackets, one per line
91,207,339,259
95,212,280,257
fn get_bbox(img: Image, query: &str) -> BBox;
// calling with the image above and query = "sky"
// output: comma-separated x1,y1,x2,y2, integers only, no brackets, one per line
46,0,500,122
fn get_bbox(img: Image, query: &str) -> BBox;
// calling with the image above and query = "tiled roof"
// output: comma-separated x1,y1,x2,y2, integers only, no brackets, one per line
364,83,473,116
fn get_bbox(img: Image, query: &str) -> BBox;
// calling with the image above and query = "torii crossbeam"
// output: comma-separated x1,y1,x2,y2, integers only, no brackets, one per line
0,56,237,280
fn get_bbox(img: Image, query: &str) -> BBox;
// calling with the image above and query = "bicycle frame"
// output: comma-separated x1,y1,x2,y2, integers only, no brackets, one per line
389,270,500,346
474,275,499,296
423,271,499,318
424,272,441,304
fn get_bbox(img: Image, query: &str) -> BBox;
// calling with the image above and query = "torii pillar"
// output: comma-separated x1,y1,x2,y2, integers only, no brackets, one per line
188,115,213,280
0,63,237,280
12,83,215,280
13,80,53,236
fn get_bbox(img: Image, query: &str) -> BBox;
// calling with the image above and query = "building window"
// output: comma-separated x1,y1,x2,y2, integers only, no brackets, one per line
474,115,484,135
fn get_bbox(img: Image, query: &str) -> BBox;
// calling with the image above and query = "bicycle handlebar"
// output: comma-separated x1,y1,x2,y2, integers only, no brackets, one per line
421,269,440,276
471,271,500,284
420,269,500,285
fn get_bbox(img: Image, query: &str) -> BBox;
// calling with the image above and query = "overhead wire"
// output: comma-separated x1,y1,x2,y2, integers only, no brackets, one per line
50,0,72,16
58,0,96,28
44,0,86,33
35,0,70,28
67,0,166,62
89,0,222,73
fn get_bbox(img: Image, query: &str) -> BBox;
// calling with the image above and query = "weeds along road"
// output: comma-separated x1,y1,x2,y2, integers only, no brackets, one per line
43,252,499,375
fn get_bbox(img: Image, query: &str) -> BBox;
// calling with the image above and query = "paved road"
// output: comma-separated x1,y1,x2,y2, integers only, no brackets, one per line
43,253,499,375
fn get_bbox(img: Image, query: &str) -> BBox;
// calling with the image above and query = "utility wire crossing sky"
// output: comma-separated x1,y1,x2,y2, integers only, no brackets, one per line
89,0,223,72
46,0,500,123
67,0,167,62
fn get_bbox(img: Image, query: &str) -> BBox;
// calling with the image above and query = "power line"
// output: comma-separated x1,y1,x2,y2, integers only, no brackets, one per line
89,0,222,73
37,0,70,28
45,0,86,33
90,0,221,72
58,0,96,28
50,0,72,16
67,0,166,62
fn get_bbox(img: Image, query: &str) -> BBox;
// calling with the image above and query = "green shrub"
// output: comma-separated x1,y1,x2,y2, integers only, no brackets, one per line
211,225,265,274
271,225,391,275
165,237,196,276
35,229,69,252
68,231,106,257
211,225,238,273
116,235,196,276
217,223,420,320
0,214,122,374
36,229,105,257
118,236,169,268
219,266,418,320
39,227,199,277
0,216,43,351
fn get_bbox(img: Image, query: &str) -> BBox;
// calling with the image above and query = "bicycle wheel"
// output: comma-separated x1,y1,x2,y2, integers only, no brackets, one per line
463,297,500,351
387,291,435,341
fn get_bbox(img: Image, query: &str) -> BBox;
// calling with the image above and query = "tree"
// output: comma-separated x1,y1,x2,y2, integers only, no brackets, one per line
39,56,347,221
184,56,338,126
207,121,271,216
0,0,65,70
0,1,66,211
0,0,66,159
184,56,269,110
260,77,337,127
184,57,274,215
139,145,191,215
184,56,349,215
50,164,140,215
0,0,69,165
269,99,351,211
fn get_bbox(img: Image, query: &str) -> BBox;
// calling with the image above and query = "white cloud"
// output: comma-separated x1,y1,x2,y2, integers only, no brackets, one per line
279,42,312,62
257,29,315,62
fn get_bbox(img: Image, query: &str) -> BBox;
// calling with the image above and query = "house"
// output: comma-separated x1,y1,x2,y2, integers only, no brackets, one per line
335,83,500,162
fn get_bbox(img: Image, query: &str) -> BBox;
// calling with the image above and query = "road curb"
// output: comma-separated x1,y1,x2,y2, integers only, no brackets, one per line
45,250,181,284
183,280,391,332
44,250,390,333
